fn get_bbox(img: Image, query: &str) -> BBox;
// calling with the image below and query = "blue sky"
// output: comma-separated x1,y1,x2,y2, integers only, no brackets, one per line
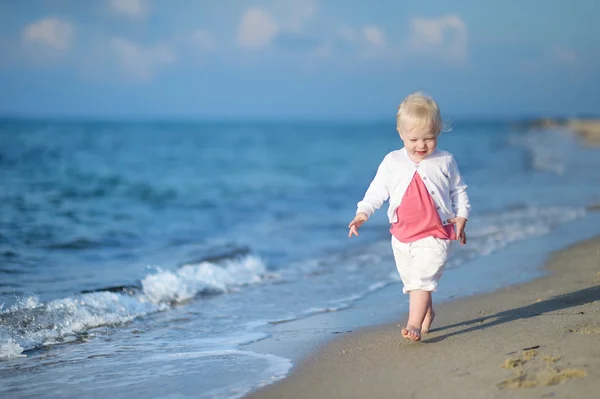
1,0,598,119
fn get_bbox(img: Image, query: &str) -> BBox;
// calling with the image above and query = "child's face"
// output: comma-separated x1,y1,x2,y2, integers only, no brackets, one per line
397,123,438,162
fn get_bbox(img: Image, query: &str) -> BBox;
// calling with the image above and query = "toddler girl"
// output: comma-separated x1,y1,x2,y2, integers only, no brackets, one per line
348,92,470,341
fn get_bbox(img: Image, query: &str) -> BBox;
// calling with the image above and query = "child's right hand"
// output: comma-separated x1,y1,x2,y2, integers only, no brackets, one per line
348,212,369,238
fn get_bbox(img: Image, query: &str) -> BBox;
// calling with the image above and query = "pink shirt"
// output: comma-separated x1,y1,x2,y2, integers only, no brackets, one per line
390,172,456,243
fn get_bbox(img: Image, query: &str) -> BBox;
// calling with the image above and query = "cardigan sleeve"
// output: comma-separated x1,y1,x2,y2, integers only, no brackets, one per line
356,154,391,217
448,155,470,219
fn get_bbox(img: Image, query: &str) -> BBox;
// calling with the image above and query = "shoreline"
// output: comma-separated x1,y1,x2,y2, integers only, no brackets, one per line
246,235,600,398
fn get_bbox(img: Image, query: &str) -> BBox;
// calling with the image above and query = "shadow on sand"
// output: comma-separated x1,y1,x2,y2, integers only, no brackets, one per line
426,285,600,343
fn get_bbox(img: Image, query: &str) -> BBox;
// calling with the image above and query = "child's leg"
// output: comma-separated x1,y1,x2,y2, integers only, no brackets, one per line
403,237,449,339
421,299,435,334
402,290,431,341
393,236,448,340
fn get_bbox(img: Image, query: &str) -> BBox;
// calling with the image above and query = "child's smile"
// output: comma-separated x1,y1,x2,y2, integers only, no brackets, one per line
398,125,438,163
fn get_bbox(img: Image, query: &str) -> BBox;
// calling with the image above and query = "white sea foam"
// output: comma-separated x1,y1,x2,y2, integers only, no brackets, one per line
466,206,585,257
0,254,270,359
368,281,389,291
184,332,270,351
3,295,41,313
0,291,158,359
0,339,26,359
141,255,268,304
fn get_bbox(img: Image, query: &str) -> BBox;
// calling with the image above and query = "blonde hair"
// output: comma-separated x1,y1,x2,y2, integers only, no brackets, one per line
396,92,444,135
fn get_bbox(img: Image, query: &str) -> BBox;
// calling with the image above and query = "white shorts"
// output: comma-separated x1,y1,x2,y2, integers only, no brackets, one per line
391,235,451,294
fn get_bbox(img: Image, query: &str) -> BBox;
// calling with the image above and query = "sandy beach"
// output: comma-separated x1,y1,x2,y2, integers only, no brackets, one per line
526,118,600,146
566,120,600,146
247,236,600,399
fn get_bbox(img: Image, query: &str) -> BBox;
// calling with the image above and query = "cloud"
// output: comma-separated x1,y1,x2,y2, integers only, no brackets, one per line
109,0,150,20
407,14,467,63
191,30,215,51
22,17,74,50
362,26,385,47
238,7,279,49
552,46,576,63
274,0,317,32
111,38,176,79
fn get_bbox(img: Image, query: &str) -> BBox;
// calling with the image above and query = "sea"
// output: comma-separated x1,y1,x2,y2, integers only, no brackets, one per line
1,119,600,398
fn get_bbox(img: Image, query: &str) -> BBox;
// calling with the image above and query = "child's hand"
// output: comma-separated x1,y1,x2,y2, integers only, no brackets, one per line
348,212,369,238
447,217,468,246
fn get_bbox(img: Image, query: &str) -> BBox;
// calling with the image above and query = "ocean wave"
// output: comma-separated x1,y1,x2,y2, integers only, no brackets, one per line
141,255,269,303
445,206,586,268
0,254,270,359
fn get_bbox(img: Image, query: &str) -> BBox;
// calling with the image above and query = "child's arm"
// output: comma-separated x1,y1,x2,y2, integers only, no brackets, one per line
448,156,470,219
448,156,470,245
357,155,391,217
348,156,391,238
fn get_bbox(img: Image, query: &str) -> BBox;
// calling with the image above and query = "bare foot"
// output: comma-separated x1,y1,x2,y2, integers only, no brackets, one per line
421,311,435,334
401,325,421,341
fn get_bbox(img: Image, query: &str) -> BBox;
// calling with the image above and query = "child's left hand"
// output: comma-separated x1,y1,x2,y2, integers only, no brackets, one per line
447,217,467,246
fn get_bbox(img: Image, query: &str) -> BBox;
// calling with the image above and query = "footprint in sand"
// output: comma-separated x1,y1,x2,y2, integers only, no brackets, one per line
568,323,600,335
498,349,587,389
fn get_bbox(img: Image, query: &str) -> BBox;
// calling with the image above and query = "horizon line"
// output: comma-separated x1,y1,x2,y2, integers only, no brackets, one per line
1,113,597,124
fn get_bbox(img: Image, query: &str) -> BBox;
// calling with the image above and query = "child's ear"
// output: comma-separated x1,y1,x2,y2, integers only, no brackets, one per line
396,128,404,139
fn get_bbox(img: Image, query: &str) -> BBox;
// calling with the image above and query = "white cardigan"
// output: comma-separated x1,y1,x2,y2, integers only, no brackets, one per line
356,148,470,226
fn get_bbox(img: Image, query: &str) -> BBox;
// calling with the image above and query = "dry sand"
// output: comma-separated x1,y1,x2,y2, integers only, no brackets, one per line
525,118,600,146
566,120,600,146
246,236,600,399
